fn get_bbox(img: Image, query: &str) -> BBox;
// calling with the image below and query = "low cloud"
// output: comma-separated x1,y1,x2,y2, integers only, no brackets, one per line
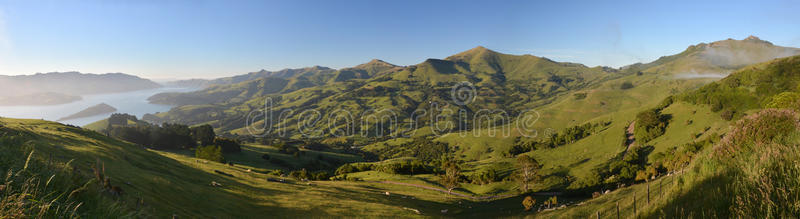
673,72,729,79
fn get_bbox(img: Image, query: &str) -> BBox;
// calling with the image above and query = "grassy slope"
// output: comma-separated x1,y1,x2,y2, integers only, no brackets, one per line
0,118,520,218
4,118,553,217
532,54,800,217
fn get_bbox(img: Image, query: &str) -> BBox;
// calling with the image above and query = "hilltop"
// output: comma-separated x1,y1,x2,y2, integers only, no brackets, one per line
145,45,622,135
143,37,800,137
624,36,800,76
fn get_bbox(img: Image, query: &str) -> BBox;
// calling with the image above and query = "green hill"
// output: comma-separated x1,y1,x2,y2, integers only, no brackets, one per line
6,38,800,217
624,36,800,76
534,54,800,218
2,117,536,217
144,46,624,136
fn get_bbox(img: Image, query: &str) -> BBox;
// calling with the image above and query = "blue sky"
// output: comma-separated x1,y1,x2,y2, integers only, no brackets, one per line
0,0,799,79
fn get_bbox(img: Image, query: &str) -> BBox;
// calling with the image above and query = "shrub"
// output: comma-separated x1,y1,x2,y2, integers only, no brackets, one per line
720,110,735,121
196,145,224,163
711,109,800,217
573,93,587,100
716,109,800,157
522,196,536,211
267,169,283,176
289,169,309,180
763,92,800,110
470,168,499,185
620,82,634,90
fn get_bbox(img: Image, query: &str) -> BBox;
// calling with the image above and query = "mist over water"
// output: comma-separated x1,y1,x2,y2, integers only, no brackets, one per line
0,87,199,126
673,73,729,79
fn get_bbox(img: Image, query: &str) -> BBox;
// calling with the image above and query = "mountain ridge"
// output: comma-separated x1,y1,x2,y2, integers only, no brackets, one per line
0,71,161,106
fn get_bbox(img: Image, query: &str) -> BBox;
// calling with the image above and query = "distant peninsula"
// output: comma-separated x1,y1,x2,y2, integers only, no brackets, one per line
58,103,117,121
0,72,161,106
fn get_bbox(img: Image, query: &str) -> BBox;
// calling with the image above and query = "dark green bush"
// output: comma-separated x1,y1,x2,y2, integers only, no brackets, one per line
195,145,224,163
620,82,634,90
635,109,669,143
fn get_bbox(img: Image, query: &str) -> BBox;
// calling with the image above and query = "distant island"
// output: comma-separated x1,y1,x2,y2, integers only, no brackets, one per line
58,103,117,121
0,72,161,106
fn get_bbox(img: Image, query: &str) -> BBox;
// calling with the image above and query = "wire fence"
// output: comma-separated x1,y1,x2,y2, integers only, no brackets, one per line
592,173,680,219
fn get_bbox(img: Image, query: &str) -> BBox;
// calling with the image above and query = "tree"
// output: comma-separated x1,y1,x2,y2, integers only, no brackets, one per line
195,145,224,163
522,196,536,211
191,124,216,146
544,196,558,208
439,158,461,194
214,137,242,153
635,109,669,143
516,154,542,193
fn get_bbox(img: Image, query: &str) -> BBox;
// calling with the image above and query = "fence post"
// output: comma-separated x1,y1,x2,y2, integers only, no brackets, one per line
596,211,600,219
616,201,620,219
633,191,637,216
647,182,650,204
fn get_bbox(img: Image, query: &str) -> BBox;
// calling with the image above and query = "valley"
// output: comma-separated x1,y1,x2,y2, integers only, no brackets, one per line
2,33,800,218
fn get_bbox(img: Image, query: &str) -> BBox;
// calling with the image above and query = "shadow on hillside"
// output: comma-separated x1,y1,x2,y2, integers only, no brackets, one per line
645,172,732,218
28,126,324,217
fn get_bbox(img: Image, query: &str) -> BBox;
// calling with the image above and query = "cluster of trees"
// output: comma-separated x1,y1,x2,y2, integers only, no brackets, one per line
370,137,450,162
373,160,433,175
275,142,301,155
196,145,224,163
598,145,652,184
625,96,674,144
468,168,499,185
214,137,241,153
335,163,375,175
634,97,674,144
509,121,610,156
109,123,196,149
650,136,716,175
107,113,138,126
334,160,434,175
682,81,759,114
288,169,330,181
190,125,215,146
634,109,670,143
105,114,241,160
